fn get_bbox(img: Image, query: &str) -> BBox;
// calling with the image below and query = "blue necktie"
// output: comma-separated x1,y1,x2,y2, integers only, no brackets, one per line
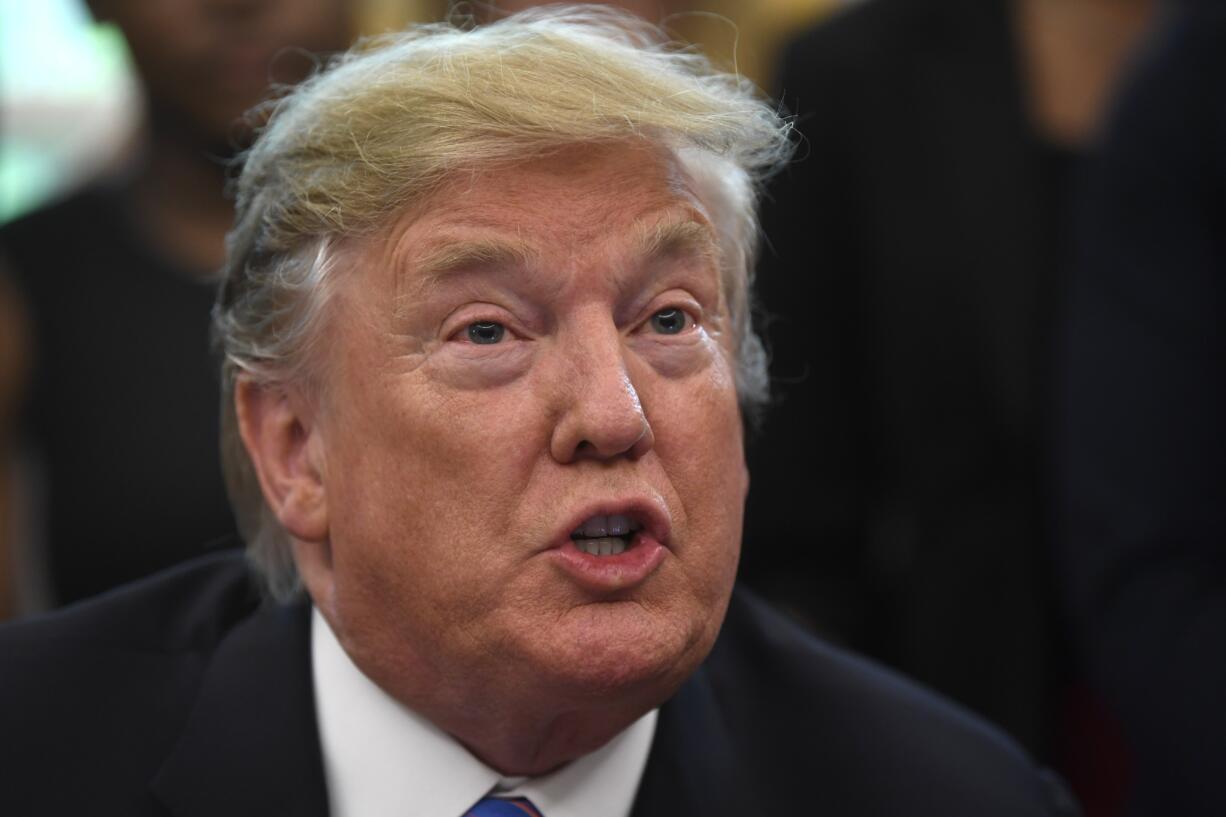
464,797,544,817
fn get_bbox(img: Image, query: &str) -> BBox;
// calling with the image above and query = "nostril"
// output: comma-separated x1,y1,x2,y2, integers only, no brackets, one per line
549,367,654,463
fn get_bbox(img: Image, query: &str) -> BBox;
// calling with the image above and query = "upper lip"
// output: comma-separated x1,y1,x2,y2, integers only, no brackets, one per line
552,496,672,551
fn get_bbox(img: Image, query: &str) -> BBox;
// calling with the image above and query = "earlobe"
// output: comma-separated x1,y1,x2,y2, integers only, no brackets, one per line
233,377,330,544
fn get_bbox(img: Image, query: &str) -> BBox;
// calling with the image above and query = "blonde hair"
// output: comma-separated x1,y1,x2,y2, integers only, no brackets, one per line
214,4,793,600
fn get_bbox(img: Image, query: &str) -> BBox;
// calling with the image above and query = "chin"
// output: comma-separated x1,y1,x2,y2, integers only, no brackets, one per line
527,599,716,703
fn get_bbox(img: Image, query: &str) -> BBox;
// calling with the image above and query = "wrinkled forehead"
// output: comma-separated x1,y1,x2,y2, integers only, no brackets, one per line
355,141,741,300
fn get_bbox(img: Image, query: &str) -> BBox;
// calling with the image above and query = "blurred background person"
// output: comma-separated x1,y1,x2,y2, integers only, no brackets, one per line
0,0,353,612
742,1,1157,812
1060,3,1226,815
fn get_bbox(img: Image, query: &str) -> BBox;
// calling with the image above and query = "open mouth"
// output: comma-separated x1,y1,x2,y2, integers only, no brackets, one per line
552,503,668,591
569,513,643,557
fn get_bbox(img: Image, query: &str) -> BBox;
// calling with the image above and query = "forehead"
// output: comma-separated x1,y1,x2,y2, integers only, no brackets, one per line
376,142,719,290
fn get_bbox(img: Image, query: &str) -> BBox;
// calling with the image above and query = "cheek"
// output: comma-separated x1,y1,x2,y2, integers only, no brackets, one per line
322,374,546,585
322,423,520,675
424,343,535,390
631,336,704,378
652,358,747,569
654,348,744,455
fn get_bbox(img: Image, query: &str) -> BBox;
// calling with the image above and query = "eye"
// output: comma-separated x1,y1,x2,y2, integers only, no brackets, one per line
648,307,689,335
466,321,506,344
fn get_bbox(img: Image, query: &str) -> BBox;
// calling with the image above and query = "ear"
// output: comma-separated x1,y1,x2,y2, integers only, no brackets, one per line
233,376,329,546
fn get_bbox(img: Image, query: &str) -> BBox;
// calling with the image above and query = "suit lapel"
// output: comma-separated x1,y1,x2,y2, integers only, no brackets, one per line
630,665,758,817
150,600,330,817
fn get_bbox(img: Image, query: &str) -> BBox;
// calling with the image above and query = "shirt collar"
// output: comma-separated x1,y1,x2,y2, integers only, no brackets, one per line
311,608,657,817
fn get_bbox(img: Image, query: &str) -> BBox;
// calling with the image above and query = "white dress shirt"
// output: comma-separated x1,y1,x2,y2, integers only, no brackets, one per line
311,609,658,817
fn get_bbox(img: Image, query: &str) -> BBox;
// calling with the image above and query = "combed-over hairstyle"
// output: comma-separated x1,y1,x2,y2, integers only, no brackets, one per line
214,4,793,600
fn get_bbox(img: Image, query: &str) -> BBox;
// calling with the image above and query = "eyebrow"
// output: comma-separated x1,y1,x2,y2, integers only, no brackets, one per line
411,237,537,284
632,217,720,266
406,212,719,293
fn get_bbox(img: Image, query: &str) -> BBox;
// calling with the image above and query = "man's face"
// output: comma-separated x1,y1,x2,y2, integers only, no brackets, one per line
307,142,747,732
96,0,352,144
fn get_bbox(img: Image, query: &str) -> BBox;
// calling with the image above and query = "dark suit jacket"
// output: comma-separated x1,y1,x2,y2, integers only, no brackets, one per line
741,0,1061,754
0,554,1077,816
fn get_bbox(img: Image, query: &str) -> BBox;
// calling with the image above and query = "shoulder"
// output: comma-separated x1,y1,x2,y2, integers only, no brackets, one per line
0,551,258,656
704,587,1079,816
0,554,261,784
1149,4,1226,66
1108,5,1226,130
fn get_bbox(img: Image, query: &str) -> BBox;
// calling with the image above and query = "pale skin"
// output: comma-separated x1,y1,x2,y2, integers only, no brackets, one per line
236,142,749,775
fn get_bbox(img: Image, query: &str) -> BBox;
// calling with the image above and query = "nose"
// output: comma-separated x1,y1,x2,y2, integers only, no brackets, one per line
549,322,655,464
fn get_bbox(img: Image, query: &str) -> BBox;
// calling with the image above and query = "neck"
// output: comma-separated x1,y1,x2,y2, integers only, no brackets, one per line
127,123,235,276
449,698,656,777
1013,0,1158,146
345,631,676,777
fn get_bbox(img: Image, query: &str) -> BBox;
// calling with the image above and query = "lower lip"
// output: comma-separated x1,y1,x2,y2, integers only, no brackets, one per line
549,532,667,593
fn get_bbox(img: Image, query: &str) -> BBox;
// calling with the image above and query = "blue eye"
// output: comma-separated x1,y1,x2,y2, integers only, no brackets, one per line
649,308,688,335
467,321,505,344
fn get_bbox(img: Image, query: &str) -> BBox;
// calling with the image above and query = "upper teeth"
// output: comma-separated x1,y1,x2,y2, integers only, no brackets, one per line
572,513,640,539
577,538,627,557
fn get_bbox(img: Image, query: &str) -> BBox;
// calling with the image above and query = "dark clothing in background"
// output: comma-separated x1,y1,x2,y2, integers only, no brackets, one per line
1059,8,1226,816
742,0,1071,755
0,553,1080,816
0,185,238,605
